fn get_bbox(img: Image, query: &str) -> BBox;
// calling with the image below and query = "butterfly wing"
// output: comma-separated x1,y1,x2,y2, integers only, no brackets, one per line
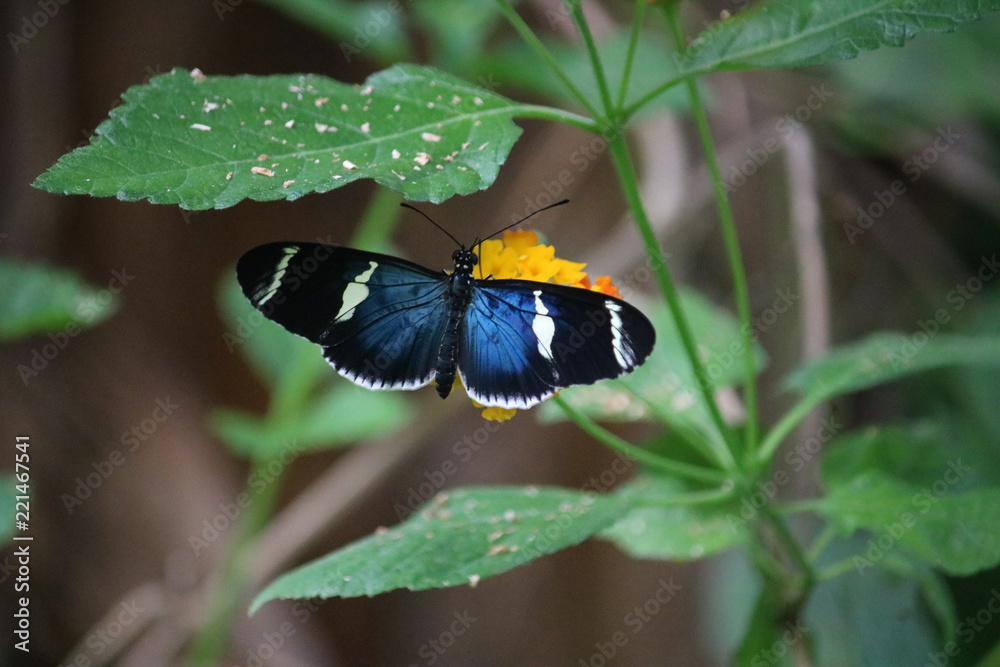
458,280,656,409
237,242,450,391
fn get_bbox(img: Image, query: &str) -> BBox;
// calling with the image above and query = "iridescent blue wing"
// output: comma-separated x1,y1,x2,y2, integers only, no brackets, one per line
237,243,450,391
458,280,656,409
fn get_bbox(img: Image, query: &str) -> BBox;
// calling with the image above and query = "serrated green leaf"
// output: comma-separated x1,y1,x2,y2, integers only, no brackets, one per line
784,333,1000,409
0,257,116,340
817,471,1000,576
211,384,413,458
34,64,525,208
600,476,746,561
821,423,991,491
682,0,1000,73
251,486,628,610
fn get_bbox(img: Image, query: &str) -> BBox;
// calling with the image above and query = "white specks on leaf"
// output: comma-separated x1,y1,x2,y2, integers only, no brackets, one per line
251,166,274,177
360,85,374,96
478,142,490,150
263,119,273,126
391,149,401,159
413,152,431,166
468,574,481,588
225,171,233,180
257,154,269,161
314,123,328,133
283,179,295,188
393,104,401,112
473,96,484,106
343,160,358,170
314,97,329,108
421,132,442,142
426,102,435,109
202,101,219,113
451,95,462,105
190,68,206,82
391,169,405,181
284,120,295,129
503,509,517,522
280,102,289,110
340,103,349,112
361,122,371,134
189,123,211,131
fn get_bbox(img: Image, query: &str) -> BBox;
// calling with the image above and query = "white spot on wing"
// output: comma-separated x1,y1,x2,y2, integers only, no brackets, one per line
531,290,556,362
606,301,631,370
336,261,378,321
258,246,299,305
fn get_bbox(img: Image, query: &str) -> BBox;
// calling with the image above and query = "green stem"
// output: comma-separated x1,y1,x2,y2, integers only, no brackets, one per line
509,104,599,132
664,6,759,461
553,395,728,484
351,187,403,252
494,0,602,118
632,483,737,508
188,455,287,665
615,0,647,111
567,0,615,116
605,131,739,471
756,397,819,465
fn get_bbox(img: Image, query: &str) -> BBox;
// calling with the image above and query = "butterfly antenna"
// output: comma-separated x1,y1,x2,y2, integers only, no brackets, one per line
400,202,463,248
482,198,570,242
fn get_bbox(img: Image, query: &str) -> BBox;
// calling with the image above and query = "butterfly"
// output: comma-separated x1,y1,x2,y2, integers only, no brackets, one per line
236,203,656,410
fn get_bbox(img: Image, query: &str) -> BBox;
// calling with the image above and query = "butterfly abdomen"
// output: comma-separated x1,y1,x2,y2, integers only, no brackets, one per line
435,250,477,399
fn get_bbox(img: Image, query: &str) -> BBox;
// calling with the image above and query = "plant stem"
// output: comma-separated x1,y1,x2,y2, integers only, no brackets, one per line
615,0,647,110
188,454,287,665
604,131,739,471
351,187,403,253
567,0,615,117
553,395,729,484
663,5,759,461
756,397,819,464
494,0,602,118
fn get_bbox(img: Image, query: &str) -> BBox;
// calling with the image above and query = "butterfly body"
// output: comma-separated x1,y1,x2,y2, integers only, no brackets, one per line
237,241,655,409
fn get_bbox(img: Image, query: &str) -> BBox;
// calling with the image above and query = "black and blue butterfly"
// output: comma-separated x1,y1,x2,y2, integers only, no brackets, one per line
236,204,656,410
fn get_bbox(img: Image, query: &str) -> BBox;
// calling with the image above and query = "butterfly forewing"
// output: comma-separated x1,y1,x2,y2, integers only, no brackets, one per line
459,280,656,409
236,242,449,391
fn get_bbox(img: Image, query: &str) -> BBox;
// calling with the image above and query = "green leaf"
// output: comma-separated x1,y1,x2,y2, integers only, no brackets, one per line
682,0,1000,73
803,546,941,666
817,471,1000,576
0,257,116,340
784,333,1000,410
733,585,795,667
600,476,747,560
821,423,991,491
34,65,525,208
211,384,413,458
251,486,628,610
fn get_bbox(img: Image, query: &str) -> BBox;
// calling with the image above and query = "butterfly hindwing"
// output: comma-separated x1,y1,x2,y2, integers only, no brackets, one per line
459,280,656,409
236,242,450,391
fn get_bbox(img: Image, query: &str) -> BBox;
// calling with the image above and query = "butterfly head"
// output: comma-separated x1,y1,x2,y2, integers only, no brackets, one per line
452,248,478,275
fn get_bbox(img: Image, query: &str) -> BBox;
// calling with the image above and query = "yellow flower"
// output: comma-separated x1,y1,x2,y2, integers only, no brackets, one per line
472,230,624,422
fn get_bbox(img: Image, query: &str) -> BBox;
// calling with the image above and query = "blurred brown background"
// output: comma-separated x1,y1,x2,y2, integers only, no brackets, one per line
3,0,1000,665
